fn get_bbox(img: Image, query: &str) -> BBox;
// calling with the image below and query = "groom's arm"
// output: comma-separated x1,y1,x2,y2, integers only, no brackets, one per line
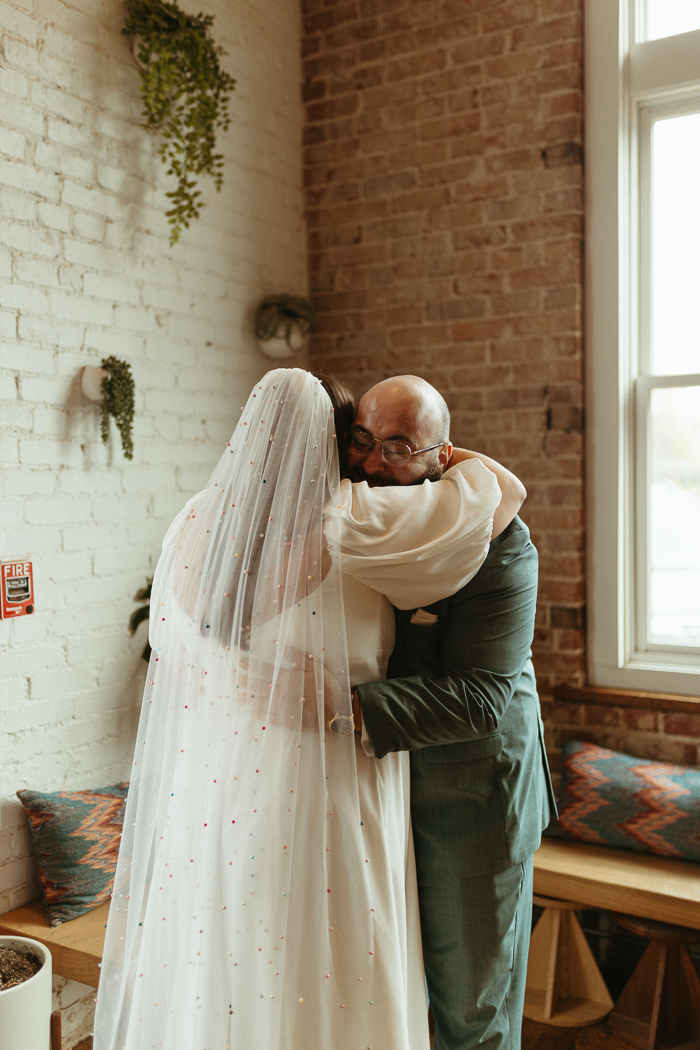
354,520,538,759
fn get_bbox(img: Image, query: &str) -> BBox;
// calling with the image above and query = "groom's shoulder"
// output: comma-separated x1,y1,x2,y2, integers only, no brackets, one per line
452,516,537,600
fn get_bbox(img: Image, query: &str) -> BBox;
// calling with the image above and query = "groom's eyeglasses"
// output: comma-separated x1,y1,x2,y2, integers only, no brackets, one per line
346,429,445,465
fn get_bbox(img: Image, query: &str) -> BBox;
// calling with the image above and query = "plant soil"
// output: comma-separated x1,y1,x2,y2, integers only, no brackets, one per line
0,947,41,990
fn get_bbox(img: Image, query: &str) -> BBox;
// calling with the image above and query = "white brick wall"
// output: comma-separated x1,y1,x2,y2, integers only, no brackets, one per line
0,0,305,1043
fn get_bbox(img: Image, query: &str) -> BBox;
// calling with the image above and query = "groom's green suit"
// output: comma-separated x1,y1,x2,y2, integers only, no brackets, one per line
355,517,556,1050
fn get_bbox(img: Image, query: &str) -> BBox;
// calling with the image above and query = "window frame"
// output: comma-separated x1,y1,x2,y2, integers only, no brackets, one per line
586,0,700,695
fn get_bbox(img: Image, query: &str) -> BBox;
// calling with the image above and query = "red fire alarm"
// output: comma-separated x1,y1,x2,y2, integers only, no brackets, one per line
1,561,34,619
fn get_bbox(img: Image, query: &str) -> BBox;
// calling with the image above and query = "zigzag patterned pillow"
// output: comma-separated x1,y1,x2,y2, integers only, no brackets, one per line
17,784,128,927
548,740,700,861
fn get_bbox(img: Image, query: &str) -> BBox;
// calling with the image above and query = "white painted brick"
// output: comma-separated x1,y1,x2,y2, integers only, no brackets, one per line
72,211,106,241
0,95,44,136
13,256,61,287
62,523,127,551
113,303,160,333
0,245,11,278
35,140,95,184
63,237,126,272
57,264,83,291
38,202,71,232
19,374,67,403
62,179,122,220
0,432,19,466
17,315,83,350
0,372,18,400
0,66,29,100
0,220,60,257
18,436,82,468
4,695,75,732
29,666,95,701
24,497,92,525
0,645,65,679
66,631,129,666
0,469,55,496
0,404,32,430
50,289,113,326
83,271,140,304
32,83,90,125
0,283,49,313
0,678,29,707
0,126,26,160
0,189,36,221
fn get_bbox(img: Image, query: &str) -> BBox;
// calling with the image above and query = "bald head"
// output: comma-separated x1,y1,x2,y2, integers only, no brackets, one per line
359,375,450,447
348,375,453,486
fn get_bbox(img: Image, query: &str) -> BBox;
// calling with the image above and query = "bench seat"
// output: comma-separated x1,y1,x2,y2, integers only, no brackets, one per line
0,898,109,986
1,839,697,989
534,838,700,929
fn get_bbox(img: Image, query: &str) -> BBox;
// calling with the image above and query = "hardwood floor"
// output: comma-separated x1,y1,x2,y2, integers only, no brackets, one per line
522,1017,635,1050
70,1017,631,1050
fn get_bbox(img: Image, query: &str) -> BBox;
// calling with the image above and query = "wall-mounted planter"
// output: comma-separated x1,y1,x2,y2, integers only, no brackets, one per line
81,365,107,402
0,937,52,1050
257,322,308,360
254,295,316,360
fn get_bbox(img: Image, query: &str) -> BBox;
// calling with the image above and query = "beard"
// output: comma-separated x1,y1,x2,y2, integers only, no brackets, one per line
345,460,443,486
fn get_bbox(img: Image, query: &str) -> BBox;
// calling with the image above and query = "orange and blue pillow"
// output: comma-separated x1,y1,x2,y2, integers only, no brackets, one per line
17,784,128,927
548,739,700,861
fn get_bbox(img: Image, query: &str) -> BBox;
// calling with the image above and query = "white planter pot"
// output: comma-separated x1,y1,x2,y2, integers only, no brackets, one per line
257,321,308,360
0,937,52,1050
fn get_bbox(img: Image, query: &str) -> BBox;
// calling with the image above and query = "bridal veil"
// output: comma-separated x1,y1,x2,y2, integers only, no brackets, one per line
95,369,377,1050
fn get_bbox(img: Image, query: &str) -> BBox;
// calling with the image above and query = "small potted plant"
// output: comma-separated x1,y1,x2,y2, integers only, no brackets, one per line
81,356,135,460
123,0,236,244
0,937,52,1050
254,295,317,359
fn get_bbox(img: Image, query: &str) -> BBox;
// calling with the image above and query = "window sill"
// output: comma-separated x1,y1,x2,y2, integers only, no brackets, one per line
552,684,700,713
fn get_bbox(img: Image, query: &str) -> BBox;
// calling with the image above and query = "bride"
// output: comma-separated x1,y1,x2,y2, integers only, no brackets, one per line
94,367,513,1050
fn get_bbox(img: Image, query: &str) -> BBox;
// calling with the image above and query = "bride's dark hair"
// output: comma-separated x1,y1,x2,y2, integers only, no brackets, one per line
312,372,355,478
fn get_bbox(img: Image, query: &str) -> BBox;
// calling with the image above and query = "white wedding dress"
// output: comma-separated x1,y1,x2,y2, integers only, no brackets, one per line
94,369,498,1050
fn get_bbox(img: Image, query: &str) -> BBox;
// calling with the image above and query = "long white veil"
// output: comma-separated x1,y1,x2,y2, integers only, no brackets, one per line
95,369,374,1050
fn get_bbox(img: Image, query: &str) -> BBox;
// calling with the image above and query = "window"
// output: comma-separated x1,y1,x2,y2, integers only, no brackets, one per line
587,0,700,694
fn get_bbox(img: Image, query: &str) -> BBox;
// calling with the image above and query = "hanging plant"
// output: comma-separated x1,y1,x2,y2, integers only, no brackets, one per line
100,356,135,460
129,577,152,662
122,0,236,244
254,295,317,358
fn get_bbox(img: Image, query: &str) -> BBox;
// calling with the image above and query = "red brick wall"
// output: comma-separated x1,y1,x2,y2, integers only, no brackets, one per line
302,0,585,701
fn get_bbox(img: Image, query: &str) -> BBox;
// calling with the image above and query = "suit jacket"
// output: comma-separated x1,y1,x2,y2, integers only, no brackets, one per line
355,516,556,878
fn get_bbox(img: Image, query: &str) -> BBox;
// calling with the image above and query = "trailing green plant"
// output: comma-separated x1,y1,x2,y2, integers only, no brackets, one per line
123,0,236,244
254,295,318,347
100,356,135,461
129,577,152,661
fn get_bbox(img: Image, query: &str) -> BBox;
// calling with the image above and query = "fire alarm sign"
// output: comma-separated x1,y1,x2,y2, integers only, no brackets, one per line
1,561,34,619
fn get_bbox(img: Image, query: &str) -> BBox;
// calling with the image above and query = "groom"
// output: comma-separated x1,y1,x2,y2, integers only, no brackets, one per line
348,376,556,1050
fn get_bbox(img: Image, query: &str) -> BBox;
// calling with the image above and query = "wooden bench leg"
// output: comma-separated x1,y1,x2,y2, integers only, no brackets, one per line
524,895,613,1027
609,915,700,1050
50,1010,62,1050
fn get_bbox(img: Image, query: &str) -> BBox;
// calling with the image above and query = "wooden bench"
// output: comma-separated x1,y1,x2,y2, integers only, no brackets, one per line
533,838,700,929
0,898,109,987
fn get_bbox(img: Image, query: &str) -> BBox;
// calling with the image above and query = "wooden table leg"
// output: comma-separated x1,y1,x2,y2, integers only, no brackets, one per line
609,914,700,1050
524,895,613,1027
50,1010,62,1050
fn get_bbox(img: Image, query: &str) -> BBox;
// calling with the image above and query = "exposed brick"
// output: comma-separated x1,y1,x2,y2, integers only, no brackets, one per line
663,713,700,739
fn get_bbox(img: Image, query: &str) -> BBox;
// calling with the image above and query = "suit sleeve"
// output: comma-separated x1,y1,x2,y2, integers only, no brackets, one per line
355,522,538,759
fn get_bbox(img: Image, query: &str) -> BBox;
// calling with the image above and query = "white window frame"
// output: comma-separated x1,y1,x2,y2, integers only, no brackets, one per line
586,0,700,695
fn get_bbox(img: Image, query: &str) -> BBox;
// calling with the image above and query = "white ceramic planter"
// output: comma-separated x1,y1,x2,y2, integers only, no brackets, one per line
81,364,107,402
257,321,308,360
0,937,52,1050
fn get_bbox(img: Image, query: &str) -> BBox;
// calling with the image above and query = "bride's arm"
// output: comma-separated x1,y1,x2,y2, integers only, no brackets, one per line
448,448,525,538
333,458,501,610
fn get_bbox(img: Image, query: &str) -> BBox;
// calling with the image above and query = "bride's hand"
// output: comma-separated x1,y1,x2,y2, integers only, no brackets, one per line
235,650,344,731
